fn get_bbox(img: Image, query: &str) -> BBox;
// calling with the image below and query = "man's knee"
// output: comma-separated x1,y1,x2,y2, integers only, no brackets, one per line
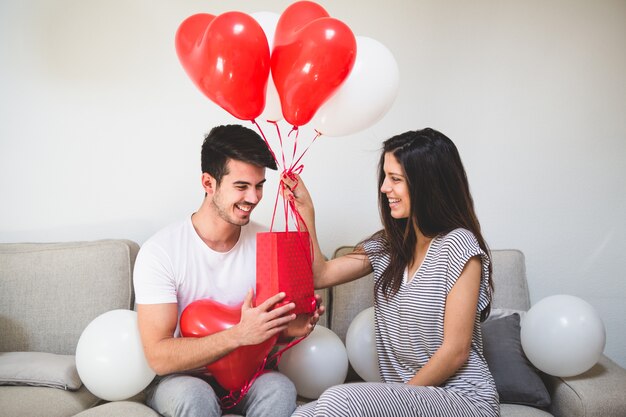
245,372,297,417
148,375,221,417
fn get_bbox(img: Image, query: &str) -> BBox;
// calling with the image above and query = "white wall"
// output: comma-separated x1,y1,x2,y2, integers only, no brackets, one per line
1,0,625,367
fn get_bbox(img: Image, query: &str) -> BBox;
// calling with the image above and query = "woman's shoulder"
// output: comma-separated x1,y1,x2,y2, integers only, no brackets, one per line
361,230,387,252
436,228,481,252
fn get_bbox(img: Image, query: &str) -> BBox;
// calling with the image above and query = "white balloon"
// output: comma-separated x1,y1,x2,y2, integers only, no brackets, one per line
75,309,155,401
346,307,381,382
251,11,283,122
520,295,606,377
278,325,348,399
312,36,399,137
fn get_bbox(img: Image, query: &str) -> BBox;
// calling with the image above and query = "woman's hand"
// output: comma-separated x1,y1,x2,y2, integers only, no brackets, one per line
282,293,326,339
280,172,314,227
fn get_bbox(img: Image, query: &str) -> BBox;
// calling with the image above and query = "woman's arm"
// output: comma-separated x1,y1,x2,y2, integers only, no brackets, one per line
406,256,482,386
281,173,373,289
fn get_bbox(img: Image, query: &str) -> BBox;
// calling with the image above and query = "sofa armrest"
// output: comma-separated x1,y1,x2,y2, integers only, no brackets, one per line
545,354,626,417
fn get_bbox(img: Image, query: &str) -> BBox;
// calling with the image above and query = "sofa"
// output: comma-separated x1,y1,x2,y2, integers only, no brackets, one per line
0,240,158,417
1,239,626,417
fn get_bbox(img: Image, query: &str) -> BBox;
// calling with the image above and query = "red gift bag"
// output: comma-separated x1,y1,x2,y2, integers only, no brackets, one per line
256,231,316,315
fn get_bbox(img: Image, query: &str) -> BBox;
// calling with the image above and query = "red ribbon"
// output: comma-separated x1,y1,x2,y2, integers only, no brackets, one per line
221,121,321,411
219,332,313,409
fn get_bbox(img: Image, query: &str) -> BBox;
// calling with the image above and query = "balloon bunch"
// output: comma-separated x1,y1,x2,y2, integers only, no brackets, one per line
175,0,399,137
174,2,399,406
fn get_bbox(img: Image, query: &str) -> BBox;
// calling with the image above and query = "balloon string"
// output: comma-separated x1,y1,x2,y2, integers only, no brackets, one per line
251,120,281,170
291,130,321,171
219,123,316,410
253,122,319,243
270,182,280,232
273,121,288,172
289,126,299,166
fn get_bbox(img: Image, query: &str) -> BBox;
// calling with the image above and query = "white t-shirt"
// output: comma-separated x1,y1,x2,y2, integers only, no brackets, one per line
133,217,267,336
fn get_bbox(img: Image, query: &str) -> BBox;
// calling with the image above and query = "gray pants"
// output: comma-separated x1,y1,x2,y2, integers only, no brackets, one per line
146,371,297,417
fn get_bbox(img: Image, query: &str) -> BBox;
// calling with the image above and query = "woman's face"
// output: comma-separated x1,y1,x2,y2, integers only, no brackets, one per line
380,152,410,219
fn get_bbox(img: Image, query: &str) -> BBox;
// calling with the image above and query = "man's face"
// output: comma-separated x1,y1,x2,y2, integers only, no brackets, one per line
210,159,266,226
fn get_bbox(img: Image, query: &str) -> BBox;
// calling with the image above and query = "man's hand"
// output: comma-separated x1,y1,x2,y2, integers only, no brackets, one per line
282,293,326,339
231,289,297,347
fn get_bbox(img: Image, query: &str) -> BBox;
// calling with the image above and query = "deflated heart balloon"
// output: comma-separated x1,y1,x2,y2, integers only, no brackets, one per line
180,299,277,391
175,12,271,121
271,16,356,126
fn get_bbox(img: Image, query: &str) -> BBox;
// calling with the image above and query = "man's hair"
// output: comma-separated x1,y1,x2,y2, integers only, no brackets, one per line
201,124,277,184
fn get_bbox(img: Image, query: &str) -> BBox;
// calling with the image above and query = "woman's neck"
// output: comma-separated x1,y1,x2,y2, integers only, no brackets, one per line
407,229,433,280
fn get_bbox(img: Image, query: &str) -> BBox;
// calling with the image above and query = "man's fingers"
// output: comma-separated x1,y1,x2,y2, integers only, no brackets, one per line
267,302,296,319
259,292,286,311
241,288,254,311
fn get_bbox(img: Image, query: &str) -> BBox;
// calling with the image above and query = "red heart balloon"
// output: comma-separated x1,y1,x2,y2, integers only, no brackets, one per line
175,12,271,121
273,1,329,48
180,299,277,391
271,17,357,126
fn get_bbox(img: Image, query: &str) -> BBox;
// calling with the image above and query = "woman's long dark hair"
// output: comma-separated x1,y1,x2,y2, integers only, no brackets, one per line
373,128,493,319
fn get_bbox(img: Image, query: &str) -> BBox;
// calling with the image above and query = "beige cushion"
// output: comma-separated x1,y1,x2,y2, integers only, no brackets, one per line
0,240,139,354
0,385,100,417
73,401,159,417
0,352,81,390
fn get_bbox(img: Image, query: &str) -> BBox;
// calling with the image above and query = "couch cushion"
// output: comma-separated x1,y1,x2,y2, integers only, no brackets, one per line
0,385,100,417
0,352,81,390
490,250,531,311
329,246,375,343
0,240,139,354
73,400,160,417
500,403,553,417
482,313,550,408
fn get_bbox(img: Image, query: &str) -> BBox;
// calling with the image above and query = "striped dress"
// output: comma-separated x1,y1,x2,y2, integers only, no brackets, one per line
292,228,500,417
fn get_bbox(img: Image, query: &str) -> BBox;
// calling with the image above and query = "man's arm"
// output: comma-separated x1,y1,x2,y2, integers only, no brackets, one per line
138,290,296,375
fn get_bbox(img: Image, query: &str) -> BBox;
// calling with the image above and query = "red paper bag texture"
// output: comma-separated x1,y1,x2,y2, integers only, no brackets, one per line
256,231,316,315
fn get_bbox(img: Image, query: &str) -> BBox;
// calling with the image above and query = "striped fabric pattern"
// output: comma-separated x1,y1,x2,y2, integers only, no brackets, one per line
293,228,500,417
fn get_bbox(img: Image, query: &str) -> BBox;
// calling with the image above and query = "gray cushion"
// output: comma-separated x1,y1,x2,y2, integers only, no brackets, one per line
0,240,139,354
0,352,81,390
482,313,550,408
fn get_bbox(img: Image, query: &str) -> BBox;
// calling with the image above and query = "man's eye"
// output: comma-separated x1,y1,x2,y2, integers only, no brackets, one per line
236,186,246,191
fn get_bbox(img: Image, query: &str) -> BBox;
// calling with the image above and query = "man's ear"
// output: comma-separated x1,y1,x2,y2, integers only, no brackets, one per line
201,173,217,195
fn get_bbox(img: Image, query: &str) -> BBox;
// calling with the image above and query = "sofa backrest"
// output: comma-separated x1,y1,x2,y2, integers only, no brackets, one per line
0,240,140,355
328,247,531,344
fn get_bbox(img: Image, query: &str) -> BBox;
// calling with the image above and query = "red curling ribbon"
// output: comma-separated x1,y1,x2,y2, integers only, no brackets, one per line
235,121,320,410
219,328,315,410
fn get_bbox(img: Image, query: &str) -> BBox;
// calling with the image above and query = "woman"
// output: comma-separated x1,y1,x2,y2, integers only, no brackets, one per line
284,128,499,417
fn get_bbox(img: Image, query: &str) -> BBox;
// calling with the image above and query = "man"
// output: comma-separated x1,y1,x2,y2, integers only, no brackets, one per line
134,124,322,417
